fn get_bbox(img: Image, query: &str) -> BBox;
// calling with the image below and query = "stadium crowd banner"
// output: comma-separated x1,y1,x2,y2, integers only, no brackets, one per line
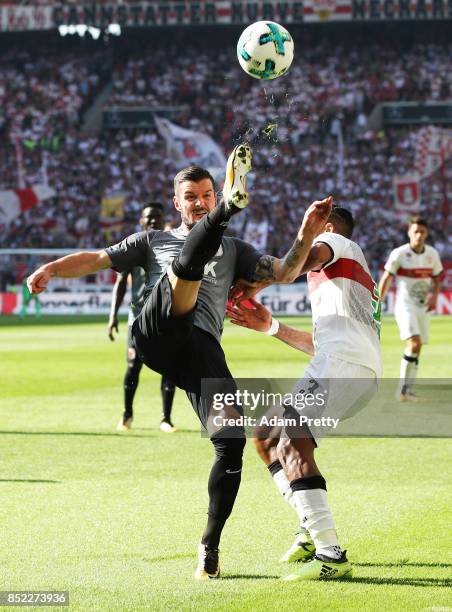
2,290,130,316
1,0,452,31
2,284,452,315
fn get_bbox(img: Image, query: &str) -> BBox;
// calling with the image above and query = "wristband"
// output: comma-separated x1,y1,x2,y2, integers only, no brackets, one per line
265,318,280,336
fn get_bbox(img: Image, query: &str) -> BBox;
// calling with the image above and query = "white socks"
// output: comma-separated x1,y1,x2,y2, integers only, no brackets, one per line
292,487,342,560
272,467,297,511
270,464,309,536
269,463,343,559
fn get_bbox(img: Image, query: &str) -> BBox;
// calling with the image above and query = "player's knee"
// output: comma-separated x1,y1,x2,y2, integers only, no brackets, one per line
128,358,142,374
127,345,142,368
212,434,246,464
171,255,204,282
124,359,142,388
408,336,421,355
161,378,175,393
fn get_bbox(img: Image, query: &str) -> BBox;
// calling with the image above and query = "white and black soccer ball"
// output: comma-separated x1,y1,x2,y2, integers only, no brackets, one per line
237,21,294,81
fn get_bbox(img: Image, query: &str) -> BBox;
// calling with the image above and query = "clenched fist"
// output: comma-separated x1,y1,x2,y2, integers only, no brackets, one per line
27,267,52,294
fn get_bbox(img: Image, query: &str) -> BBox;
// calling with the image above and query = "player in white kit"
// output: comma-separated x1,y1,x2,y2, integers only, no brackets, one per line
378,217,443,401
228,207,382,581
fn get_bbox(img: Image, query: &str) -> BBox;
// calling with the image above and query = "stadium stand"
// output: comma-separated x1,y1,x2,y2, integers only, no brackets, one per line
0,29,450,283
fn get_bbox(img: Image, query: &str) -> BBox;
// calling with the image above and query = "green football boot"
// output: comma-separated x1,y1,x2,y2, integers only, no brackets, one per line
282,551,352,581
279,530,316,563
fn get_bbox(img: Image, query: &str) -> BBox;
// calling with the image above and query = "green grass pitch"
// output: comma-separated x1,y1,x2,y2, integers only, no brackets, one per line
1,315,451,611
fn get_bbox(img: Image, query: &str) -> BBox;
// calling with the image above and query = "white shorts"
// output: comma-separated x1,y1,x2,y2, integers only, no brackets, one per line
286,352,378,444
395,304,429,343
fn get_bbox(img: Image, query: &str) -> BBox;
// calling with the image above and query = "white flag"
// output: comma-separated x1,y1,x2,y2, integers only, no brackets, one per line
154,117,226,170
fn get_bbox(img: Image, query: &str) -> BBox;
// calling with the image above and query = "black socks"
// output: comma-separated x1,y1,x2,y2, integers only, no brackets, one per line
124,361,143,415
201,435,246,549
161,376,175,422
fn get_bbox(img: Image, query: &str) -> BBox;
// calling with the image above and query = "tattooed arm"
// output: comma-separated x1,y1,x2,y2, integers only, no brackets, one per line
230,197,333,304
231,245,327,305
252,196,333,284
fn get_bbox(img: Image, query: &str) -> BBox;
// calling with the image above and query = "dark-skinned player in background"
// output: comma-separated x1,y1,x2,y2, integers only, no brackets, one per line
108,203,177,433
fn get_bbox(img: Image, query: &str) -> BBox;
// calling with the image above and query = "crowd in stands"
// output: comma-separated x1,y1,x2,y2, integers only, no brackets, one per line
0,31,451,290
0,47,109,144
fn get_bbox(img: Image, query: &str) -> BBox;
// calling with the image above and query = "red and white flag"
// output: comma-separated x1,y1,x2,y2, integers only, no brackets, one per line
393,174,421,212
0,185,56,225
415,127,452,178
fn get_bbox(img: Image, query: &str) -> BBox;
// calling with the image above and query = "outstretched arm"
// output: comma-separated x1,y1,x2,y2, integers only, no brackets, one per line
108,272,129,341
27,250,112,294
226,298,314,357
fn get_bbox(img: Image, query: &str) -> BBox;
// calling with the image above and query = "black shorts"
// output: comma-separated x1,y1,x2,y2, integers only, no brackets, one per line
132,273,238,431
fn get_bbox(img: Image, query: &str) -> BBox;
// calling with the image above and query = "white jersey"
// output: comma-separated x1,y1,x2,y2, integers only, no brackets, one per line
384,243,443,309
307,232,383,378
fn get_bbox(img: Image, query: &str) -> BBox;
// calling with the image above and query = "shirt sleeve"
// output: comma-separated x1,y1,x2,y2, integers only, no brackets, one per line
105,231,155,272
432,250,444,276
384,248,401,275
232,238,263,282
313,232,347,269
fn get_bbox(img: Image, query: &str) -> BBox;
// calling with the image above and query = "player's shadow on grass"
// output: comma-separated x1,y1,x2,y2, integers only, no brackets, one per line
0,430,156,438
139,427,200,434
0,479,61,483
222,574,280,580
146,553,195,563
144,554,279,580
356,561,452,569
350,576,451,588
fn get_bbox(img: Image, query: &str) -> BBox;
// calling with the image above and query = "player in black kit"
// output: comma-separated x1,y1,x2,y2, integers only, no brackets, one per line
107,204,177,433
27,144,332,579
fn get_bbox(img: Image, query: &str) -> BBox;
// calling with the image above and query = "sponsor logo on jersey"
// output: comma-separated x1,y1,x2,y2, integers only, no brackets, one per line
204,261,218,278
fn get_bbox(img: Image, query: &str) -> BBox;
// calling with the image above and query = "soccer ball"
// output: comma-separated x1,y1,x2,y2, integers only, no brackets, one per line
237,21,294,80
